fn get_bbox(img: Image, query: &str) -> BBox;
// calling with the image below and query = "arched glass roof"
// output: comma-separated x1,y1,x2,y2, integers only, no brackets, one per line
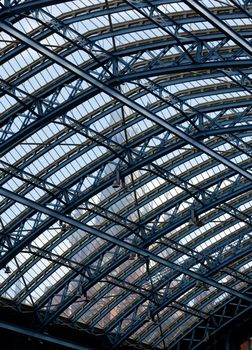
0,0,252,349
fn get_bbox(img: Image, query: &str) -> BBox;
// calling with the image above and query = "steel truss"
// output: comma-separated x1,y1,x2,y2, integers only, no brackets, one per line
0,1,252,350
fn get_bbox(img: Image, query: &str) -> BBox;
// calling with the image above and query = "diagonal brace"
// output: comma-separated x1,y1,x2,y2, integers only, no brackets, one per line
0,20,252,182
184,0,252,56
0,187,251,303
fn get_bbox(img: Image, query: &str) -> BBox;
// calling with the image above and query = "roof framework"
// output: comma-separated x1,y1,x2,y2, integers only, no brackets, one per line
0,0,252,349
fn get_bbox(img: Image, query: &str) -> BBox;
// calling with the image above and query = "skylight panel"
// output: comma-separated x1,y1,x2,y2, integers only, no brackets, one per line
0,1,251,347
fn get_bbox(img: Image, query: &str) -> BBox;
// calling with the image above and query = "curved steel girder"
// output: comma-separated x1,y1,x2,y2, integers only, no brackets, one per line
0,0,74,17
6,168,252,314
0,126,249,271
135,273,252,349
0,129,250,221
1,27,251,106
2,62,252,162
1,8,251,129
196,125,252,138
0,96,186,213
0,0,177,18
0,0,252,348
0,0,252,306
41,198,252,324
0,0,251,135
0,0,241,20
6,167,252,306
138,254,252,345
1,79,250,208
1,1,248,66
88,240,252,331
0,81,250,254
0,188,251,315
0,105,250,223
0,45,251,154
122,0,196,65
109,248,252,349
2,41,252,132
2,20,252,185
6,143,251,309
192,303,252,350
1,202,252,340
2,65,252,153
184,0,252,56
0,63,251,241
42,20,251,56
0,120,198,227
0,109,250,260
66,4,244,27
67,193,252,324
14,189,251,315
2,16,249,89
152,280,252,350
168,285,252,350
140,279,252,348
0,87,251,220
0,229,96,300
0,120,250,271
64,249,252,345
24,179,252,327
94,271,252,346
1,8,252,126
1,71,248,134
118,60,252,82
4,200,251,334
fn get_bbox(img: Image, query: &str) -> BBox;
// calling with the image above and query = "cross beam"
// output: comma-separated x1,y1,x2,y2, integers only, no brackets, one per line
0,21,252,182
0,0,74,17
0,320,92,350
184,0,252,56
0,187,251,303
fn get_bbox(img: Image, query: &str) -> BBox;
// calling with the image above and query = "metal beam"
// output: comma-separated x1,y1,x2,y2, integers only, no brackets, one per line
0,0,74,16
9,175,252,312
0,187,251,305
196,125,252,138
144,281,252,349
0,179,248,330
0,134,248,270
2,60,252,156
1,21,252,184
107,246,252,348
169,287,252,350
184,0,252,56
0,320,93,350
34,180,252,328
164,294,252,350
70,223,252,326
102,256,252,339
0,0,171,18
25,208,252,327
1,9,252,143
0,94,251,229
0,129,250,289
0,138,251,299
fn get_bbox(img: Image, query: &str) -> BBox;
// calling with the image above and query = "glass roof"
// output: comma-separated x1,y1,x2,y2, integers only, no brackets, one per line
0,0,252,349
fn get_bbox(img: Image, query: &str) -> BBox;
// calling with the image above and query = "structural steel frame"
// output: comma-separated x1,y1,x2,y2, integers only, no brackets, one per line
0,1,252,349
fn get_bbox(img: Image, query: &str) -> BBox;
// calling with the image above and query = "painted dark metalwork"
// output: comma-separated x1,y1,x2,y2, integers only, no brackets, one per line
0,1,252,349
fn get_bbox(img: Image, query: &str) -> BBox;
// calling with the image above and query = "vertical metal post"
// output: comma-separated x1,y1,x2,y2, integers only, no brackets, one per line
248,335,251,350
225,334,230,350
